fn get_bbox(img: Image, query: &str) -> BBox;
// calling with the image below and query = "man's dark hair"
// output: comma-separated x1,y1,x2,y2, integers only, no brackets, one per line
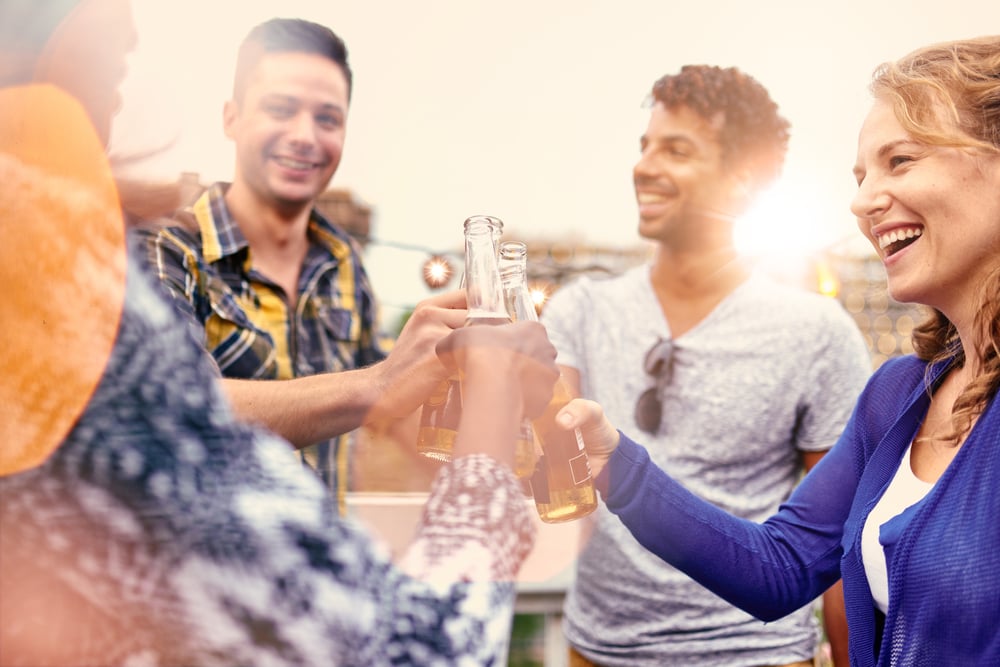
649,65,790,191
233,18,353,102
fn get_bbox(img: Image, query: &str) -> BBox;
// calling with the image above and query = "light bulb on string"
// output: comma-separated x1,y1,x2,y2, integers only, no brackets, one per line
528,281,550,315
422,255,454,289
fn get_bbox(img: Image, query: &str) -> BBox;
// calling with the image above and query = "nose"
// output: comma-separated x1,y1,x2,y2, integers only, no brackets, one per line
634,148,656,182
287,111,317,148
850,174,891,221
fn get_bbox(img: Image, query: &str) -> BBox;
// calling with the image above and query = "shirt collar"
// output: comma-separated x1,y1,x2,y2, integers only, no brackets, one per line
190,182,354,264
191,182,247,263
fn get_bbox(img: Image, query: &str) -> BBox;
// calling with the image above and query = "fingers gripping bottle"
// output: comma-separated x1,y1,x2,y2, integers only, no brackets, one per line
417,215,517,466
498,241,597,522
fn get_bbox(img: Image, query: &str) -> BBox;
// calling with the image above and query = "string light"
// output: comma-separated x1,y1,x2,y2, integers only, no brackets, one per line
360,235,648,305
528,282,550,315
422,255,454,289
815,259,840,298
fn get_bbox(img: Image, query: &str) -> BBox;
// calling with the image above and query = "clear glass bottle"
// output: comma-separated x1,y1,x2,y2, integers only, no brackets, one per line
498,241,597,522
416,215,511,463
497,242,542,480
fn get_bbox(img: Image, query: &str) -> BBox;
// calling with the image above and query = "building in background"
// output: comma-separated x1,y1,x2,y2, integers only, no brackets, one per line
824,250,926,369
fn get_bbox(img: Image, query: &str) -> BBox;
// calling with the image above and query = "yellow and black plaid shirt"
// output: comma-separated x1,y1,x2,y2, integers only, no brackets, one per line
138,183,386,507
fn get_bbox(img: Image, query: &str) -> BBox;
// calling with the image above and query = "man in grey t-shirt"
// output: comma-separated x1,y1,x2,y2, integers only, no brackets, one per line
542,65,872,667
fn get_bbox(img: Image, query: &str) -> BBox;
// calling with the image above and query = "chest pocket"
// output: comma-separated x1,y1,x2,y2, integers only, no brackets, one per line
318,305,355,341
299,303,359,376
202,276,280,379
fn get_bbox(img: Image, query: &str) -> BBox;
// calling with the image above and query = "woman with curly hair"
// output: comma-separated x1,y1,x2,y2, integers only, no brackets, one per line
565,35,1000,667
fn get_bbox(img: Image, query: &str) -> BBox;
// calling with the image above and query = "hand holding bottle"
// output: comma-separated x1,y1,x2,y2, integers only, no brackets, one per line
368,289,467,424
417,215,510,463
499,241,598,522
435,321,559,468
553,398,622,481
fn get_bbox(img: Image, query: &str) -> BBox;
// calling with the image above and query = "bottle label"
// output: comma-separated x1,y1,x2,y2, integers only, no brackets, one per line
529,455,550,503
568,451,592,486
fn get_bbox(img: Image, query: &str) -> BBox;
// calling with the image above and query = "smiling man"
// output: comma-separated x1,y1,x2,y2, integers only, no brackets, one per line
139,19,465,501
541,65,872,667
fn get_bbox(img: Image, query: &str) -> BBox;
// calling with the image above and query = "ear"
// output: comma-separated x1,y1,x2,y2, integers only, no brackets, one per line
222,100,239,140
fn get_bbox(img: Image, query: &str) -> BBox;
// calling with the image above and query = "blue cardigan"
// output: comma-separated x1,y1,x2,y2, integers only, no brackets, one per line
599,355,1000,666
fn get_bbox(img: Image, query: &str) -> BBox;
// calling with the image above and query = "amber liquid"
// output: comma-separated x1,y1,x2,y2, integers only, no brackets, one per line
416,315,515,464
531,380,597,523
416,378,461,461
513,425,539,479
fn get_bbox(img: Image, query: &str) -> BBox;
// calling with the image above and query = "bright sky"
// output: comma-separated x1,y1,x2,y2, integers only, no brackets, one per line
112,0,1000,318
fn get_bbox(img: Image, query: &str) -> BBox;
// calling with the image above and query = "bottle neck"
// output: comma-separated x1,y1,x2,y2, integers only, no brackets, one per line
464,218,507,320
501,267,538,323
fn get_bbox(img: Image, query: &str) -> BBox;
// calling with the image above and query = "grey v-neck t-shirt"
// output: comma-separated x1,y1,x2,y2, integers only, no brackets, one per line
543,264,872,666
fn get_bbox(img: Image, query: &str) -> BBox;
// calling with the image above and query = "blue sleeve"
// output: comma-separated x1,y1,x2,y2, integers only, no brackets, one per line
599,426,857,621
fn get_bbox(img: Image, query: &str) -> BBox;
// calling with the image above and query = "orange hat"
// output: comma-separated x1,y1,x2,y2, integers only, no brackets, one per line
0,84,126,475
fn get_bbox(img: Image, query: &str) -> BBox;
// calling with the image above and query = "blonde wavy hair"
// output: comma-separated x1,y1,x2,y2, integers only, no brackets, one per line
870,35,1000,445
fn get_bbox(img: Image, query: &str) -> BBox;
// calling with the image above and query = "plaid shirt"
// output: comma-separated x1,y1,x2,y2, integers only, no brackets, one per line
138,183,386,504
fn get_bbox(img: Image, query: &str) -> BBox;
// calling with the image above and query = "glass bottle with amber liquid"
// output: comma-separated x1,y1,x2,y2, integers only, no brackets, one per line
417,216,536,478
498,241,597,522
495,244,542,480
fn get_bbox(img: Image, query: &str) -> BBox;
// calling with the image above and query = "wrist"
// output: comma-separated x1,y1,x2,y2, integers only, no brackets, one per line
451,381,523,466
357,364,390,424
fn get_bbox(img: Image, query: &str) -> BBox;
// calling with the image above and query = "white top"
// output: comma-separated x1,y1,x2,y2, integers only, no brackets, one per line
861,443,934,613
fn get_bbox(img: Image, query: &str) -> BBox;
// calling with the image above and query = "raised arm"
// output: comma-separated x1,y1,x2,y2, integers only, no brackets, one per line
560,399,857,621
221,290,467,447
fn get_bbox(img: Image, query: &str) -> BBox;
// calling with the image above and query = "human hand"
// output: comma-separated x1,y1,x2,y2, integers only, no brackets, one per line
369,289,467,422
555,398,621,479
436,321,559,421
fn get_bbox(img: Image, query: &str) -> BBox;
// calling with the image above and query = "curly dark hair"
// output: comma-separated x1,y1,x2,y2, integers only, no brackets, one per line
649,65,790,192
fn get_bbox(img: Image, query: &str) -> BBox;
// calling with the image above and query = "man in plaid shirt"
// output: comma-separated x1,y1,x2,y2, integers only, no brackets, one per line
139,18,463,502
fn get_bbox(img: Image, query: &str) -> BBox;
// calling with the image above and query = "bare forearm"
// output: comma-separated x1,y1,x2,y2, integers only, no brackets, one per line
822,581,849,666
221,368,381,449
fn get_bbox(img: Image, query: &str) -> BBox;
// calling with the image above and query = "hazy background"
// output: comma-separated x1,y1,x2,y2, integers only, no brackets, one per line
112,0,1000,318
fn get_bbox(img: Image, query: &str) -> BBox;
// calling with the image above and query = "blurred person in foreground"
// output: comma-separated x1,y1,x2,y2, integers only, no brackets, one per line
541,65,871,666
0,1,557,664
559,35,1000,667
137,17,456,500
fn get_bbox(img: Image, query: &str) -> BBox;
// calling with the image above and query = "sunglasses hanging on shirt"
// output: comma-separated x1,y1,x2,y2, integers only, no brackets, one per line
635,337,674,434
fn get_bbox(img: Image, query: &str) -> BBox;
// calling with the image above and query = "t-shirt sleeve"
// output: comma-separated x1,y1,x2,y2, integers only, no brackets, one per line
794,303,873,453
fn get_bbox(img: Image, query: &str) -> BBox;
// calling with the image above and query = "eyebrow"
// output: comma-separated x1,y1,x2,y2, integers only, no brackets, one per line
852,139,911,180
260,94,345,113
641,134,699,150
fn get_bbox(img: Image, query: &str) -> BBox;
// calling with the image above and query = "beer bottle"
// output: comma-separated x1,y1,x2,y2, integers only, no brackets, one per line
498,241,597,523
497,243,542,480
416,215,511,463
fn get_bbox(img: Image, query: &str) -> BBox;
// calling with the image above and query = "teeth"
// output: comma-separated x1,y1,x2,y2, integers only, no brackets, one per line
275,157,315,169
878,227,922,249
637,193,668,204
